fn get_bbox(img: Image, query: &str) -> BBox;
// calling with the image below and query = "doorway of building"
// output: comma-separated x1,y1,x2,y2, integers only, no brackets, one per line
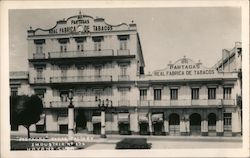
208,113,216,136
93,123,101,134
153,122,164,135
139,122,149,135
59,125,68,134
190,113,201,135
169,113,180,135
118,123,131,135
76,110,87,133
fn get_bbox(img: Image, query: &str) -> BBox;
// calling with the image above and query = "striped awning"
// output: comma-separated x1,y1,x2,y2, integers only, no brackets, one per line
58,116,68,125
139,113,148,123
152,113,163,123
118,113,129,123
92,116,101,123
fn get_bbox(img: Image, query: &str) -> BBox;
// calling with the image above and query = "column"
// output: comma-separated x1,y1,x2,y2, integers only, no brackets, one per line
131,108,139,135
101,110,106,138
180,115,189,136
232,109,241,136
201,111,208,136
68,106,74,140
164,119,169,135
216,109,224,136
148,112,153,135
112,113,119,134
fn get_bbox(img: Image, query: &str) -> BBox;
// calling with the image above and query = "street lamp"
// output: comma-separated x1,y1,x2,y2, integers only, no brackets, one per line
68,89,74,142
98,98,112,138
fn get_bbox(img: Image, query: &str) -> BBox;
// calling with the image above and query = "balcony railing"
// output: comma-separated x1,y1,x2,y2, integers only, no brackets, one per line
34,77,46,83
48,49,114,58
118,75,130,81
118,100,130,107
50,76,112,83
49,101,99,108
138,99,235,107
33,53,45,59
117,49,130,56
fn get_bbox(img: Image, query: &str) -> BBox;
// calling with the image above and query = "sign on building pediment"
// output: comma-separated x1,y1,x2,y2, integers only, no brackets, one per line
31,13,131,36
153,57,217,77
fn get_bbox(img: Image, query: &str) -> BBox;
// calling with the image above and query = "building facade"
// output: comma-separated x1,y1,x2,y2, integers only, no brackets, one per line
10,13,242,136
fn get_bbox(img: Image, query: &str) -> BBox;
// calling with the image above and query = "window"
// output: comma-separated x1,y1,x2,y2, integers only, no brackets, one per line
60,91,68,102
61,67,67,81
60,44,67,52
37,68,43,79
120,39,127,50
154,89,162,100
94,90,102,101
191,88,199,100
77,43,84,52
94,41,101,51
95,66,102,77
36,44,43,54
120,65,127,76
78,66,85,76
208,88,216,99
170,89,178,100
140,89,147,101
223,88,232,99
224,113,232,131
120,88,128,101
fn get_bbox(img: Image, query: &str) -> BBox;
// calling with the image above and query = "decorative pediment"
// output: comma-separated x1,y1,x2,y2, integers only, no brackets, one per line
28,13,133,36
153,56,218,77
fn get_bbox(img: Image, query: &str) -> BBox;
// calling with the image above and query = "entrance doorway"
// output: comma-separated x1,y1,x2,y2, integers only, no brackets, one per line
139,122,149,135
76,110,87,133
190,113,201,135
169,113,180,135
208,113,216,135
93,123,101,134
153,122,164,135
119,123,131,135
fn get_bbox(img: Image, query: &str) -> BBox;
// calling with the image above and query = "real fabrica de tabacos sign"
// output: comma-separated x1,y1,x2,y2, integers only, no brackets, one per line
153,57,216,76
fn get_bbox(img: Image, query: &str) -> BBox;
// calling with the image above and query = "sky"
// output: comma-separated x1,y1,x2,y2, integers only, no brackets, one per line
9,7,241,73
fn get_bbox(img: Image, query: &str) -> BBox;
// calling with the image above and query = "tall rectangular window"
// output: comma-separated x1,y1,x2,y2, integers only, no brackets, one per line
77,43,84,52
94,41,101,51
208,88,216,99
140,89,147,101
95,66,102,77
37,68,43,79
191,88,199,100
223,88,232,99
120,88,128,101
60,44,67,52
60,91,68,102
170,89,178,100
154,89,162,100
120,39,127,50
36,44,43,54
61,67,67,81
120,65,127,76
224,113,232,131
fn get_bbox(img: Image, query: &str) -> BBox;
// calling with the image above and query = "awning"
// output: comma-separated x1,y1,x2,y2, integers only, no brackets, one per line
92,116,101,123
58,116,68,125
139,113,148,123
118,113,130,123
36,114,45,125
152,113,164,123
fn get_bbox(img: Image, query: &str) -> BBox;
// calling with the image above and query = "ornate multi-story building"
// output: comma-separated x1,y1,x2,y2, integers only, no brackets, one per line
10,13,242,136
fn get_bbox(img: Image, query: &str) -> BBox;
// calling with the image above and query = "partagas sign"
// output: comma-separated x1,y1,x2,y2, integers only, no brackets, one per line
153,57,216,77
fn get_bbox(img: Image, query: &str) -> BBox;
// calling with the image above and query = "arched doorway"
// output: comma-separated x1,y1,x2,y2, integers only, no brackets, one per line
208,113,216,135
190,113,201,135
76,110,87,133
169,113,180,135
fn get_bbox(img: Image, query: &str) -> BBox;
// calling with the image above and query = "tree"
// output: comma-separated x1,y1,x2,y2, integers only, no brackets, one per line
10,95,43,138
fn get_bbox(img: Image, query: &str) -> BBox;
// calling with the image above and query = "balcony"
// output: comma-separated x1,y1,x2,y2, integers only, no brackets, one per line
50,75,112,83
48,49,114,59
138,100,150,107
118,100,130,107
49,101,99,108
117,49,130,56
149,100,170,107
33,53,45,59
118,75,130,81
34,77,46,83
222,99,235,106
